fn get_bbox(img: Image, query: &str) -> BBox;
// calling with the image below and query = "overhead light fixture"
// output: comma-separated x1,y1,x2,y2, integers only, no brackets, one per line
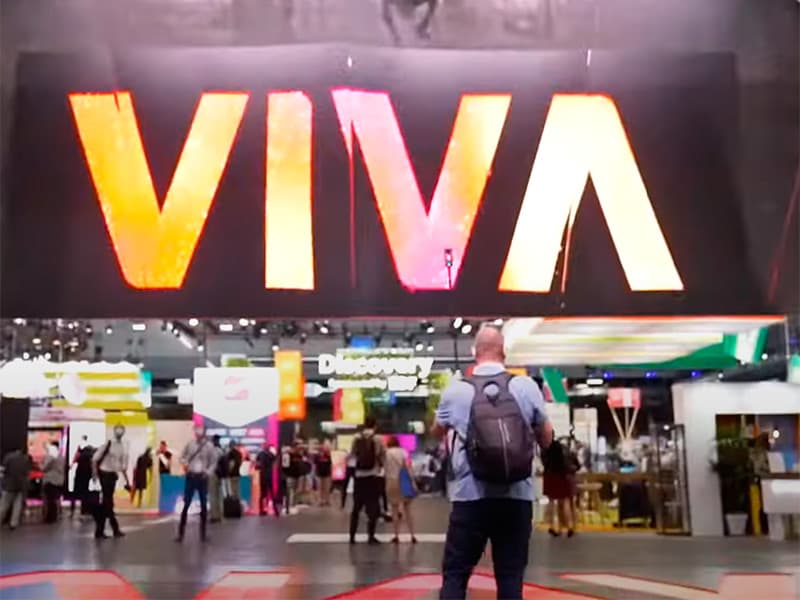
238,318,249,327
52,339,61,346
174,378,191,385
272,340,280,352
105,325,113,335
13,318,25,325
427,342,434,352
461,323,473,335
493,318,503,326
259,327,268,335
421,320,435,334
197,344,205,353
299,332,308,344
32,337,41,345
319,323,330,335
586,378,604,386
761,353,768,360
219,323,234,332
44,352,51,360
132,322,146,332
188,318,199,327
415,342,424,352
452,317,463,329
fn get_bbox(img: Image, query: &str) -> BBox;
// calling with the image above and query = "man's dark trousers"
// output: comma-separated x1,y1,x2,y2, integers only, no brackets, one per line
259,474,279,517
94,471,121,536
349,475,380,540
178,473,208,540
440,498,532,599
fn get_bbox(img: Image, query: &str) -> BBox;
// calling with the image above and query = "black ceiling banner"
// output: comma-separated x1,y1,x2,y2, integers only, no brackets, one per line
1,46,773,318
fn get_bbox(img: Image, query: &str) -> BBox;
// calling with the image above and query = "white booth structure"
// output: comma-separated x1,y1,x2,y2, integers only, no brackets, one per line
672,381,800,537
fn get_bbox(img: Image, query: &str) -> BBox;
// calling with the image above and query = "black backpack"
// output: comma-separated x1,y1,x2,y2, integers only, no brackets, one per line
463,372,534,484
354,434,377,470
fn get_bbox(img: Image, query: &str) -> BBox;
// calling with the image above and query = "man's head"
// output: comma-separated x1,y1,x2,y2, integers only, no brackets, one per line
113,424,125,440
212,435,221,447
363,416,377,431
193,425,205,441
472,324,505,365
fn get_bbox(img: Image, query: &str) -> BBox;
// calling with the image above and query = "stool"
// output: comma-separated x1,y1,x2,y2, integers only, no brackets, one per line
576,482,604,525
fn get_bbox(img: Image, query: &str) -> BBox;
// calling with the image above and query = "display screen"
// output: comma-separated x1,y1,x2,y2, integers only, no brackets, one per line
2,47,772,317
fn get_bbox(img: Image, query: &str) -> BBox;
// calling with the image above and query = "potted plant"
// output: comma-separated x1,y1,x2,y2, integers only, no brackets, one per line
710,435,753,536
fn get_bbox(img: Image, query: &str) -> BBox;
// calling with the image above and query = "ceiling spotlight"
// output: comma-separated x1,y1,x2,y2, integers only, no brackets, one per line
85,325,94,335
44,352,51,360
259,327,268,336
238,318,249,327
197,344,205,353
493,318,503,326
13,318,25,326
421,320,435,334
586,378,604,386
271,340,280,352
415,341,424,352
219,323,234,332
319,323,330,335
52,339,61,346
452,317,463,329
105,325,113,335
188,318,199,327
427,342,434,352
132,323,146,332
461,323,473,335
32,337,41,345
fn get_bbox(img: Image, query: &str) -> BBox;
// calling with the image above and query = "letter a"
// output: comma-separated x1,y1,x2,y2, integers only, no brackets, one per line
499,94,683,292
332,89,510,291
69,91,248,289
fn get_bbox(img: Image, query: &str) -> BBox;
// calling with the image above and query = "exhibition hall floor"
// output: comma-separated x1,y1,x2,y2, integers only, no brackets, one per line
1,498,797,599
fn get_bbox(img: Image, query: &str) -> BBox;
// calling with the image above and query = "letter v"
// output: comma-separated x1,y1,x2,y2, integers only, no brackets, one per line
69,91,248,289
332,89,510,291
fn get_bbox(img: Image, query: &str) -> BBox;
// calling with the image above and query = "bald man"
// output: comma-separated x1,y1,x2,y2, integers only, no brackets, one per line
435,324,553,600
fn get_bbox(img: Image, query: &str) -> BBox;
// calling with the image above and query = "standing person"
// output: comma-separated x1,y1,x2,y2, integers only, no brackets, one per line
256,443,279,516
315,440,333,506
156,441,173,475
340,454,356,510
92,424,131,539
131,448,153,508
384,436,418,543
42,441,66,523
71,437,94,517
208,435,225,523
225,442,243,501
349,417,385,545
0,446,32,530
434,325,553,600
542,438,576,537
176,426,217,543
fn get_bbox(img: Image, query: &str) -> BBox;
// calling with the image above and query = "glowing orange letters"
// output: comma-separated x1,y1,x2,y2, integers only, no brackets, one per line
332,89,510,290
69,91,248,289
70,90,682,294
499,94,683,292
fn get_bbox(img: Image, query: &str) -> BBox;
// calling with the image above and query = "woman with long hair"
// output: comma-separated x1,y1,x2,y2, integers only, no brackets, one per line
384,436,417,544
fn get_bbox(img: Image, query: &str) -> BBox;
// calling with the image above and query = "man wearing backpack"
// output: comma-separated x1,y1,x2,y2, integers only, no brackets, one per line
348,416,385,544
435,325,553,600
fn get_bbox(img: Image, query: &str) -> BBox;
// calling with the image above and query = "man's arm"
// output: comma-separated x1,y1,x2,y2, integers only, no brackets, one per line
432,385,456,438
526,379,553,449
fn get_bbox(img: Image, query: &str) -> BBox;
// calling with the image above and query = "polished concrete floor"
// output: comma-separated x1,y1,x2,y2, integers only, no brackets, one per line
0,498,798,599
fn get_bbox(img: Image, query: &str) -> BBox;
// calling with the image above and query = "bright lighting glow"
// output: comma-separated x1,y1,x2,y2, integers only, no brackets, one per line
426,324,435,334
178,335,193,349
69,91,248,289
266,91,315,290
493,318,504,326
175,378,191,385
13,318,25,325
499,94,683,293
461,323,473,335
238,318,250,327
22,352,30,360
197,344,205,353
333,89,510,290
188,318,199,327
32,337,41,345
319,324,330,335
415,342,424,352
272,343,280,352
587,378,604,385
772,429,780,440
761,353,769,360
219,323,234,332
105,325,113,335
453,317,463,329
44,352,51,360
132,323,146,331
427,343,434,352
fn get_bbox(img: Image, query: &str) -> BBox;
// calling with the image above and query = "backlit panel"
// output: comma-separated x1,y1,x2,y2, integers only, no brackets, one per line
332,89,510,291
265,92,315,290
69,91,248,289
499,94,684,293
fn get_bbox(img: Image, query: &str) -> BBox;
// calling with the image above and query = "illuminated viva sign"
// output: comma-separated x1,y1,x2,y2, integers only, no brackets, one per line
69,90,683,294
318,350,434,392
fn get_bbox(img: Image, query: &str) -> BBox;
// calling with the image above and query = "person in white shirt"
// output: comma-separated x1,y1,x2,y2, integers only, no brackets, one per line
92,424,130,539
384,436,417,543
176,426,218,543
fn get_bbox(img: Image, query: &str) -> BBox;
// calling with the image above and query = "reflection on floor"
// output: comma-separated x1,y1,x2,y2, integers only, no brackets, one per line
0,498,797,599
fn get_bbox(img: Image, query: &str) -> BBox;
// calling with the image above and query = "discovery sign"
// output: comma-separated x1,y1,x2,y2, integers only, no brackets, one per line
2,46,769,317
319,349,434,392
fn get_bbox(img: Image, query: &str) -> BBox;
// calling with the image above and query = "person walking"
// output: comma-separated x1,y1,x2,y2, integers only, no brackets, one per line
92,424,131,539
176,426,218,543
42,441,66,523
131,448,153,508
340,454,356,510
0,446,32,530
208,435,225,522
348,417,385,545
384,435,417,543
71,437,94,517
434,325,553,600
256,443,279,516
225,442,243,502
315,440,333,507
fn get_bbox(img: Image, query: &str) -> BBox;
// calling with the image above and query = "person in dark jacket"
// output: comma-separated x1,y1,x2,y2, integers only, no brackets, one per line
71,437,94,516
1,447,33,530
256,443,279,516
131,448,153,508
